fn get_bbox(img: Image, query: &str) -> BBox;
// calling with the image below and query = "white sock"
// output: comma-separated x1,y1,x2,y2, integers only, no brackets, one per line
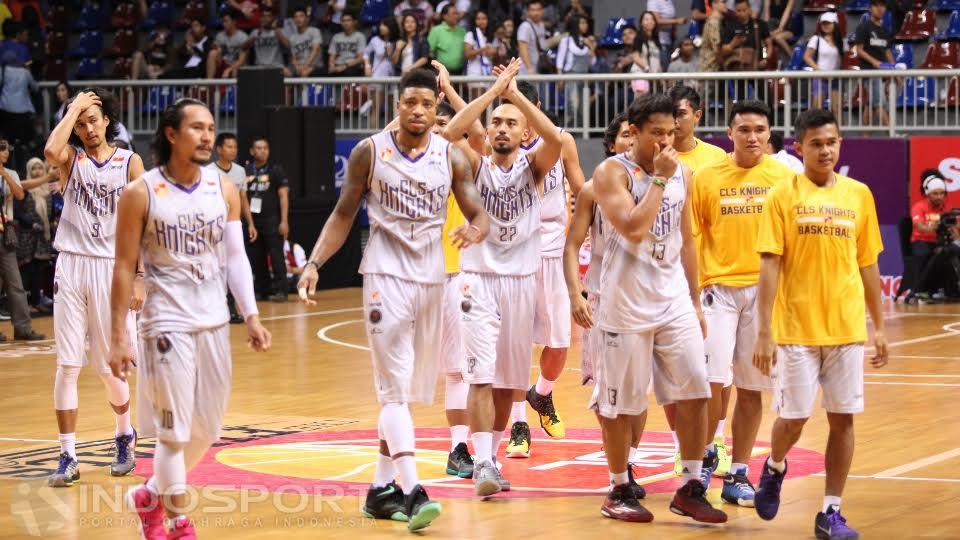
680,460,702,485
115,410,132,437
823,496,841,513
511,402,527,424
373,453,395,488
670,431,679,449
731,462,749,476
491,429,505,457
610,470,629,486
628,447,639,464
705,442,716,454
715,419,726,439
535,374,555,396
146,476,158,494
766,456,786,473
472,432,493,464
59,433,76,459
393,456,418,495
449,425,469,451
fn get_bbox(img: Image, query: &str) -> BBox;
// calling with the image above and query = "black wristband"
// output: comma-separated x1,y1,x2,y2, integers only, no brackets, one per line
305,261,319,272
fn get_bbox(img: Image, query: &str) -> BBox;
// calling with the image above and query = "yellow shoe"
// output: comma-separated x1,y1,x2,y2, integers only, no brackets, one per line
673,451,682,476
505,421,531,458
526,386,566,438
713,436,732,477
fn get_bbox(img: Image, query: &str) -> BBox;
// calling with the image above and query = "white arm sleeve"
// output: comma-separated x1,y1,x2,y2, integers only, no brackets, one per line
225,220,258,319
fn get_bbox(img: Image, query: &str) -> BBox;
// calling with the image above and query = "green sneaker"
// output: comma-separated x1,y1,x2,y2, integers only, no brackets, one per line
713,436,732,477
673,450,682,476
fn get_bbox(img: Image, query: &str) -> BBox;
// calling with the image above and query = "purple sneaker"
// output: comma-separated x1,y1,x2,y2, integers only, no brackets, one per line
755,458,787,521
815,506,859,539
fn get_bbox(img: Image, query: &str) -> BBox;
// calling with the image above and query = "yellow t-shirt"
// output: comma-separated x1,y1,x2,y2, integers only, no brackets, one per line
692,154,795,288
677,138,728,173
441,194,466,274
756,173,883,346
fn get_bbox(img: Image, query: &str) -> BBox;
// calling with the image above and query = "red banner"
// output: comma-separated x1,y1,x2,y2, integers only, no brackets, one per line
909,136,960,210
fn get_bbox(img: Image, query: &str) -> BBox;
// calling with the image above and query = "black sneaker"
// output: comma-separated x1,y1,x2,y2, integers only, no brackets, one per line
505,421,531,458
14,330,45,341
627,463,646,500
601,483,653,522
526,385,566,438
700,448,719,488
446,442,475,478
404,484,442,531
361,481,408,522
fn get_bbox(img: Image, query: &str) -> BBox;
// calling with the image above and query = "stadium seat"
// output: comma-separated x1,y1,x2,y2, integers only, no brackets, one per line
599,17,637,48
846,0,870,12
360,0,390,27
944,75,960,104
105,28,137,58
72,3,103,32
67,31,104,59
49,4,69,31
178,1,209,29
141,86,178,114
75,58,103,79
687,20,702,39
45,31,68,57
805,0,840,13
934,10,960,40
894,42,915,66
934,0,960,11
897,76,938,106
44,57,67,81
843,48,862,69
896,9,937,41
140,1,176,30
220,85,237,114
111,57,132,79
788,44,809,70
111,2,139,28
920,40,960,66
337,84,368,113
306,84,334,107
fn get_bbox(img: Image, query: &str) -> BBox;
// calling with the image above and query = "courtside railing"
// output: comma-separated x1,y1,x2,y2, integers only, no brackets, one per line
39,69,960,138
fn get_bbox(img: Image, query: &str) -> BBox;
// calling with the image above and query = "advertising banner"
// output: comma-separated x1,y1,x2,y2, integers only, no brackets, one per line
908,136,960,210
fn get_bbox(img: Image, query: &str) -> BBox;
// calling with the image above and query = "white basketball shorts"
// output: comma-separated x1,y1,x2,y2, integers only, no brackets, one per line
533,257,572,348
773,344,865,419
701,284,771,391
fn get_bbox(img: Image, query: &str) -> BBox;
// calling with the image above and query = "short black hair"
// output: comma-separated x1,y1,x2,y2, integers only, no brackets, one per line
65,87,122,147
527,0,544,7
794,108,839,143
769,130,784,152
627,93,677,129
622,23,637,33
437,102,456,118
152,98,209,165
728,99,771,126
515,81,540,106
250,135,269,146
341,11,356,20
399,68,437,96
292,5,308,16
603,113,628,156
215,132,238,148
669,83,702,112
869,0,886,5
735,0,750,5
440,3,457,16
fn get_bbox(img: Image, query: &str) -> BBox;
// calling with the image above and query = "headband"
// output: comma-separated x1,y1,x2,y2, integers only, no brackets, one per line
923,175,946,193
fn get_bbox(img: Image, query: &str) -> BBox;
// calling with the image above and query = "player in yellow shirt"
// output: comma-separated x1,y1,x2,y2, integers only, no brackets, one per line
752,109,888,539
690,100,796,506
667,84,729,476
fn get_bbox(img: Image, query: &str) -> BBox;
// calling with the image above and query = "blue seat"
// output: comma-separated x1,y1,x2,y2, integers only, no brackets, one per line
599,17,637,48
140,1,175,30
141,86,178,114
788,44,809,70
219,86,237,114
846,0,871,11
75,58,103,79
73,3,104,31
893,42,915,66
306,84,334,106
935,10,960,40
934,0,960,11
67,31,104,58
897,76,938,106
687,20,702,39
360,0,390,26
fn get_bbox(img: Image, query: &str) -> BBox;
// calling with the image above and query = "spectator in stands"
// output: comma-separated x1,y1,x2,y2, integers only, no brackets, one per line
131,23,174,80
691,0,709,23
561,0,590,32
854,0,894,127
0,137,43,341
465,9,497,99
668,37,699,74
394,0,433,30
804,12,845,122
165,18,213,78
245,136,289,303
16,157,55,315
244,8,289,69
517,0,548,75
315,0,346,34
722,0,772,99
365,17,398,129
284,6,323,77
393,14,429,73
726,0,760,18
428,5,466,74
611,24,638,73
0,19,28,67
228,0,262,31
328,12,365,76
210,11,249,78
767,131,804,172
557,14,596,127
766,0,796,63
648,0,686,68
699,0,727,72
434,0,471,27
51,81,71,127
493,18,518,67
0,50,36,150
631,12,662,96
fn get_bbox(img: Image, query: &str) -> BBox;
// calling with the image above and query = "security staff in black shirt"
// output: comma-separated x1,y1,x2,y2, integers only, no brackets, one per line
245,136,290,302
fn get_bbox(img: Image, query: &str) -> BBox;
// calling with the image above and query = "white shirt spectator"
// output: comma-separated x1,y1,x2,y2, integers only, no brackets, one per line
0,167,21,221
806,34,844,70
556,35,593,73
517,19,546,75
394,0,434,22
364,36,395,77
283,240,307,280
646,0,678,49
464,28,493,76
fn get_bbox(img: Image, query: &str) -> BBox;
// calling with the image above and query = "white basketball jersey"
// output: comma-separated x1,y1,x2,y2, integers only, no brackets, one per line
359,131,451,284
598,153,690,333
53,147,134,258
460,155,541,276
138,167,229,336
583,202,605,295
520,134,568,258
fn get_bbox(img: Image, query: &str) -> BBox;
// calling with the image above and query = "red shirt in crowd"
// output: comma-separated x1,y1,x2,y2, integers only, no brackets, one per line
911,198,945,243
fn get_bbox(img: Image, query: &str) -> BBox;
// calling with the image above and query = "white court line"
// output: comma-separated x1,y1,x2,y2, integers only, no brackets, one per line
0,437,59,443
261,307,362,322
865,373,960,378
889,355,960,360
816,473,960,483
316,319,368,351
873,448,960,478
865,382,960,387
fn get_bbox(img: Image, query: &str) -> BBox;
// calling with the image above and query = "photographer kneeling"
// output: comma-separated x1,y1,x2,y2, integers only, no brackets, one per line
900,169,959,303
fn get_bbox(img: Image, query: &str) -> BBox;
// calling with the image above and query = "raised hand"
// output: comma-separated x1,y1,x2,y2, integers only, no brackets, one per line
431,59,451,93
69,91,102,115
491,57,522,96
652,143,680,181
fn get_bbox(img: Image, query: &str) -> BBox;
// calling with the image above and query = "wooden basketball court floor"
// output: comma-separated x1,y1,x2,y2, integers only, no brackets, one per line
2,287,959,539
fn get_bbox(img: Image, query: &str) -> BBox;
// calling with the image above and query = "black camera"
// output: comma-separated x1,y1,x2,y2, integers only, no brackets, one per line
937,208,960,245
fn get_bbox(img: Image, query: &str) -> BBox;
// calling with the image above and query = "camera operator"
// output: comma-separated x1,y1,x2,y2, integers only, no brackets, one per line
900,169,957,303
916,210,960,302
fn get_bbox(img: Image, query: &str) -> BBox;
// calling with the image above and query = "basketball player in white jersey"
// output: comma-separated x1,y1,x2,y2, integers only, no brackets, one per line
441,58,562,496
298,68,490,531
110,99,271,540
563,114,648,501
43,88,146,487
591,93,725,523
501,81,586,458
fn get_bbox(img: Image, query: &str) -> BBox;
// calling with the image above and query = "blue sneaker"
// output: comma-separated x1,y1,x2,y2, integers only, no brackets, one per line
111,429,137,476
755,459,787,520
700,449,718,489
48,452,80,487
721,468,756,507
815,506,859,539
